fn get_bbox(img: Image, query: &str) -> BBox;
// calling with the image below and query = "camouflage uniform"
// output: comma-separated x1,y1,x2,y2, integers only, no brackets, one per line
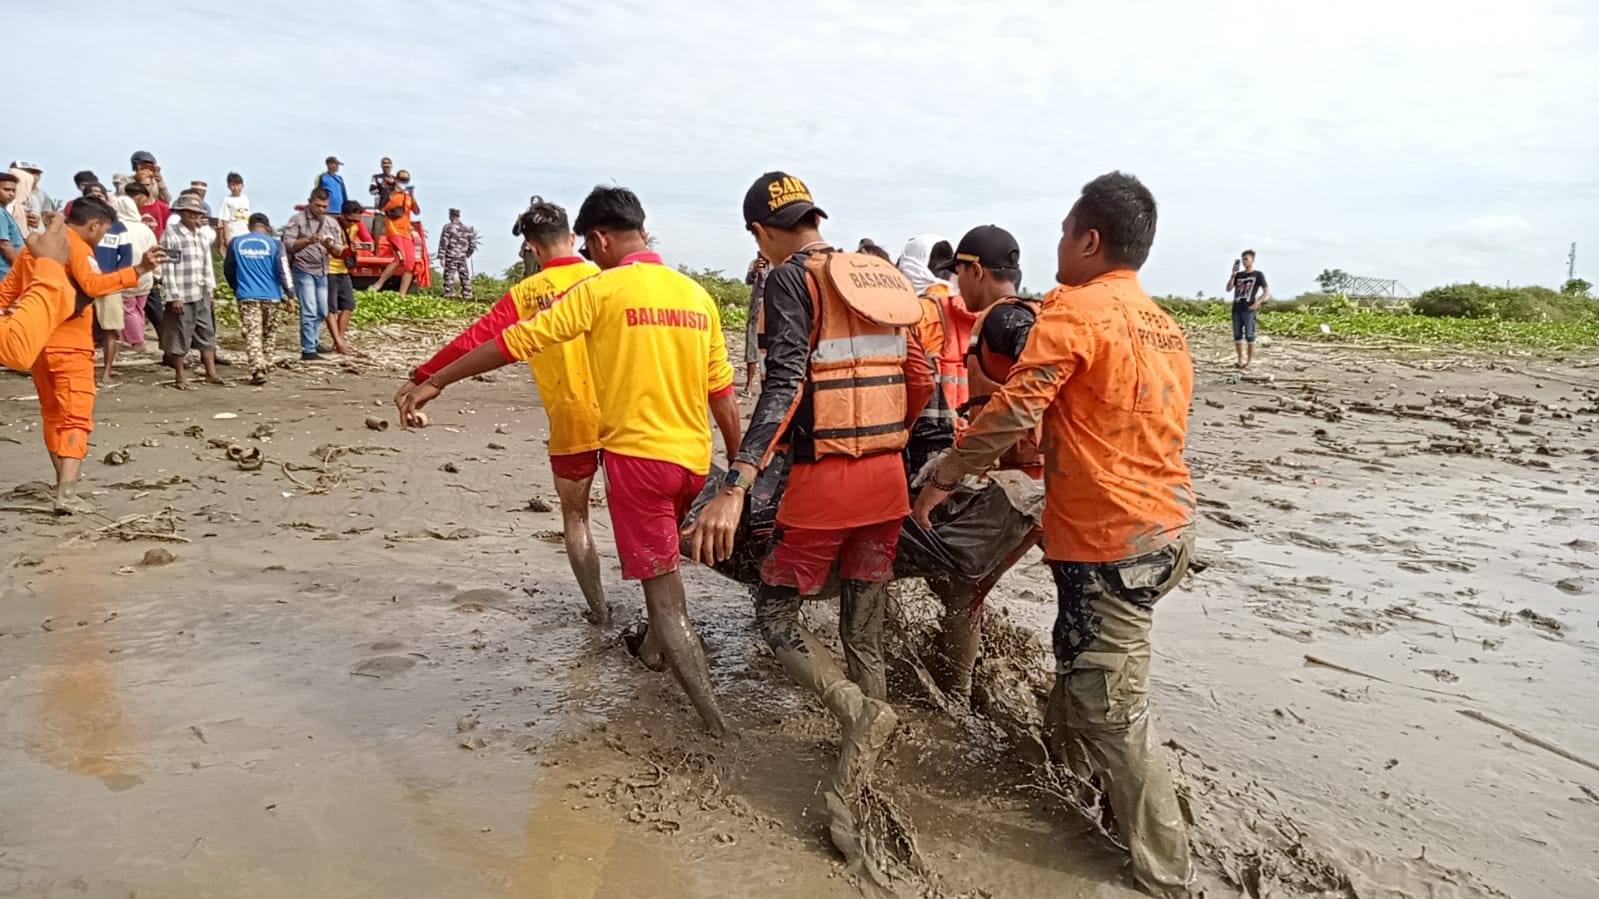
437,220,477,300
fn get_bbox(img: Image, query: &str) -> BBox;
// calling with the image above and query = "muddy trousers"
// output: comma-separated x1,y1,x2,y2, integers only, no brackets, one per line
754,580,889,702
237,301,280,378
442,258,471,299
1045,533,1194,898
33,349,96,460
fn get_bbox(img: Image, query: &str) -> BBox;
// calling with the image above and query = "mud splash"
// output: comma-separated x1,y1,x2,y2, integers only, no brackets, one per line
0,331,1594,897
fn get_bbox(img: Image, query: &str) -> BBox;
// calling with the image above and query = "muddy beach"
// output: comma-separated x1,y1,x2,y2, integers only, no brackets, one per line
1,325,1595,899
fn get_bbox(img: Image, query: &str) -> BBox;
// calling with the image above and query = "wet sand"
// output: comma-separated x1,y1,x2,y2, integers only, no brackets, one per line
0,329,1595,898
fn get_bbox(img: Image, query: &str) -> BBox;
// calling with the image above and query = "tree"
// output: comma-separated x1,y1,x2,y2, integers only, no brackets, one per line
1560,277,1591,297
1315,268,1351,293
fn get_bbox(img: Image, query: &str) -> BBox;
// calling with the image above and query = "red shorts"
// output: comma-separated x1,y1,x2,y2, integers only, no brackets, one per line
549,449,600,481
386,233,414,261
761,518,901,595
602,452,705,581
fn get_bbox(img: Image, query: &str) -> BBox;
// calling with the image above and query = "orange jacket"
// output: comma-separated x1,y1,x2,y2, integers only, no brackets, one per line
944,270,1195,563
0,231,138,352
0,255,74,370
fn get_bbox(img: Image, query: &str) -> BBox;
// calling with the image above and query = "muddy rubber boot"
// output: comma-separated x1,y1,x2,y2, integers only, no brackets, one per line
821,678,898,801
929,577,981,708
840,579,889,702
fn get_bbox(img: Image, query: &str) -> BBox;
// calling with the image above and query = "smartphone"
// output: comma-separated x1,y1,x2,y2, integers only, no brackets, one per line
166,249,182,262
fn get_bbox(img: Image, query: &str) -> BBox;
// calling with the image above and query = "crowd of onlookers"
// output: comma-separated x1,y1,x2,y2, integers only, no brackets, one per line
0,151,481,389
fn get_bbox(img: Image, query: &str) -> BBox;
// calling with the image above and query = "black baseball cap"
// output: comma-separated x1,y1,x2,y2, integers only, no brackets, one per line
248,212,272,229
743,171,827,230
935,225,1020,274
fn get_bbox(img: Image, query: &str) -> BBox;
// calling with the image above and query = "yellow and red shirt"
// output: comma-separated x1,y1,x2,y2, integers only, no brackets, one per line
497,252,735,474
413,257,602,455
944,270,1196,563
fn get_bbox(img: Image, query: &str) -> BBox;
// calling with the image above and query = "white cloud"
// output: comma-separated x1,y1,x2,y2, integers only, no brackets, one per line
1435,215,1536,254
9,0,1598,294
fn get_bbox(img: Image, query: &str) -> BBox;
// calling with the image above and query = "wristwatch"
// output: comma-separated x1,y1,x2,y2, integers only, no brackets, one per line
722,468,754,492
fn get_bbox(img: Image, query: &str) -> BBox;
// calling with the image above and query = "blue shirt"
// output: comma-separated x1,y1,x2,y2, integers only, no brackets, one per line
225,233,291,301
94,221,134,282
318,172,348,212
0,207,22,281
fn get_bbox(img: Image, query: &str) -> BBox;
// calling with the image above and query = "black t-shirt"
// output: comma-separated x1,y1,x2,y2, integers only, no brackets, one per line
977,301,1036,363
1233,269,1267,305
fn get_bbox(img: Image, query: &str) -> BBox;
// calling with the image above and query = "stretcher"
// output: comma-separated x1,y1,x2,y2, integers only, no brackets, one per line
685,454,1044,607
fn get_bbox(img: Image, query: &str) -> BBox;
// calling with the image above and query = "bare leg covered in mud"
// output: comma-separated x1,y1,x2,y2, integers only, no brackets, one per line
553,473,608,626
640,572,728,738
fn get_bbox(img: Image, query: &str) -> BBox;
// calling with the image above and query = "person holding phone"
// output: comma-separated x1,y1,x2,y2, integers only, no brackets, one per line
281,187,344,361
1226,249,1269,368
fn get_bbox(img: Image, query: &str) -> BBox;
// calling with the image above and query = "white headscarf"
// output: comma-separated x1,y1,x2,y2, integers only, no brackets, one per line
114,195,141,224
897,233,950,295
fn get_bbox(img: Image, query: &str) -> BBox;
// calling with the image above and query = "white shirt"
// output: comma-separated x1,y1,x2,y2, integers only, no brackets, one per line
216,194,251,245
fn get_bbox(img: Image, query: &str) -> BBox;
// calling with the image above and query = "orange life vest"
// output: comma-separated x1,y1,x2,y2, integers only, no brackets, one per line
966,295,1044,475
795,250,924,459
917,288,974,429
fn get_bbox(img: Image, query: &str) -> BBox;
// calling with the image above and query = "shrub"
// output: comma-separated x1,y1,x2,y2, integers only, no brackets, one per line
1154,297,1218,318
1414,283,1596,322
680,267,752,327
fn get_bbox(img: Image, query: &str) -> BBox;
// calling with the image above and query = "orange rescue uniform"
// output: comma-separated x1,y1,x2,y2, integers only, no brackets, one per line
0,256,76,370
0,233,138,459
943,270,1195,563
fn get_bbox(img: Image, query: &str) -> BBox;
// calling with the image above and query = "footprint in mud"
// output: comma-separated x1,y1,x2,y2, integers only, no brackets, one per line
1555,577,1591,595
451,588,512,612
1283,531,1340,552
352,655,416,678
1567,539,1597,553
369,639,405,651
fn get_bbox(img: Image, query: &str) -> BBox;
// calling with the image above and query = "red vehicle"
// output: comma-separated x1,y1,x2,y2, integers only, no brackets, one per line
347,207,432,290
291,204,432,290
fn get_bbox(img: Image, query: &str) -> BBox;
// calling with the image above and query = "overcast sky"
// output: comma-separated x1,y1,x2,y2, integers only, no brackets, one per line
14,0,1598,297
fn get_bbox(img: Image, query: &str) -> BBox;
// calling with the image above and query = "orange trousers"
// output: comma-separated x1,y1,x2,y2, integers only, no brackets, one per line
32,348,95,459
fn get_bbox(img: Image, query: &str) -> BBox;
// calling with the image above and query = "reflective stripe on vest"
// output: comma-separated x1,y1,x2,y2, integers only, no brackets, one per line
801,251,913,459
929,291,972,412
812,332,906,365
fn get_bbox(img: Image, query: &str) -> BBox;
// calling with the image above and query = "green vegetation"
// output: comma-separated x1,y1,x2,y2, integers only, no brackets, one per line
1410,283,1595,323
680,267,751,326
1314,268,1352,293
1159,287,1599,353
211,263,755,330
